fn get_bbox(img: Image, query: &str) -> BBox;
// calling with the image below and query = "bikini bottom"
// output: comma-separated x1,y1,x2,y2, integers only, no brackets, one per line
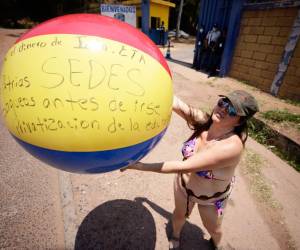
174,174,233,218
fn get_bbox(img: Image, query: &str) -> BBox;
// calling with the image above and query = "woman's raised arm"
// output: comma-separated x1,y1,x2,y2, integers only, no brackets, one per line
173,96,207,124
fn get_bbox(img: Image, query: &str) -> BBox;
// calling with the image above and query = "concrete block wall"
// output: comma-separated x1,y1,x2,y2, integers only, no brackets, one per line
279,36,300,100
229,7,299,100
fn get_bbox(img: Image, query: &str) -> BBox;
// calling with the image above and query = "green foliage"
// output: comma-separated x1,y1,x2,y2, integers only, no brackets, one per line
248,118,300,171
283,98,300,107
16,17,37,28
262,110,300,124
170,0,200,35
0,0,89,27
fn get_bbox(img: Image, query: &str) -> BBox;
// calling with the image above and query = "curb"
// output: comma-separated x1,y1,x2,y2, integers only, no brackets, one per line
249,117,300,170
58,171,77,249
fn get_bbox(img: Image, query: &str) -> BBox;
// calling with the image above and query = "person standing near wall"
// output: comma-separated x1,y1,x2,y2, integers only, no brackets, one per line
200,24,221,72
208,28,227,77
158,21,166,47
193,25,206,70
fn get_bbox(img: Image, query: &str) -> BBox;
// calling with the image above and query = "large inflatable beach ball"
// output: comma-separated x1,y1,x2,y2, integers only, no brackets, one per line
0,14,173,173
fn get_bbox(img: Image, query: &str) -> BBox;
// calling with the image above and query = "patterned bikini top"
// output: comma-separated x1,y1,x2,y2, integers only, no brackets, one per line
182,137,197,159
182,137,224,180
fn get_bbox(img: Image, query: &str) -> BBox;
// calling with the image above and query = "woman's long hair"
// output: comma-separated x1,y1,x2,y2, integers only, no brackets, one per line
185,108,248,145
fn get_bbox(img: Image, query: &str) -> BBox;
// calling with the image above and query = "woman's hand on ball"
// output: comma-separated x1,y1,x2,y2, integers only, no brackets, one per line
120,162,143,172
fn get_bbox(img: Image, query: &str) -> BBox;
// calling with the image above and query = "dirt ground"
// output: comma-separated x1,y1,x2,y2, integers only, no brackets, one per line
0,29,300,250
0,28,65,250
70,59,300,250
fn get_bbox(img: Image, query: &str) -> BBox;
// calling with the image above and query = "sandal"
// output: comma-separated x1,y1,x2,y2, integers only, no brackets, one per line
165,220,180,250
169,236,180,250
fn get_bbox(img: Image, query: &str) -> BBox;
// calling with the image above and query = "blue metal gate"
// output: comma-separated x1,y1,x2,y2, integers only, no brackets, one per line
194,0,245,76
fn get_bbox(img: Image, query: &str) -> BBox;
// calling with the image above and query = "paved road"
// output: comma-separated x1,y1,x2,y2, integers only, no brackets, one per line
68,55,300,250
168,42,195,64
0,29,65,250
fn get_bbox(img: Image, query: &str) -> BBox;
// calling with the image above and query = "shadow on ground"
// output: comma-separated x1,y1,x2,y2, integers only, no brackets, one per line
6,33,22,38
166,58,193,68
75,197,213,250
75,197,212,250
165,58,218,78
136,197,213,250
75,199,156,250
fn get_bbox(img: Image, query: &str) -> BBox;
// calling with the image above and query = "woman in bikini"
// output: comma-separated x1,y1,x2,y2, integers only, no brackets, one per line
123,90,258,250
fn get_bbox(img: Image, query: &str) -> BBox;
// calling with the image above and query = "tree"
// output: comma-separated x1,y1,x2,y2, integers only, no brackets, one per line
172,0,200,38
175,0,184,40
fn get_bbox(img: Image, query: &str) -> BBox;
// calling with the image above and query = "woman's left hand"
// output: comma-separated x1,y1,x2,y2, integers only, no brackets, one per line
120,162,143,172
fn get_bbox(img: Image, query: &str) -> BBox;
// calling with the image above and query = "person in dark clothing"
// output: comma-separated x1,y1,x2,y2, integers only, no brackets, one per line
200,24,221,72
208,28,227,77
193,25,205,70
158,21,166,47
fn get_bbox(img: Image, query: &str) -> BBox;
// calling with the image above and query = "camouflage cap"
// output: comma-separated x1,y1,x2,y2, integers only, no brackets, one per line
219,90,259,117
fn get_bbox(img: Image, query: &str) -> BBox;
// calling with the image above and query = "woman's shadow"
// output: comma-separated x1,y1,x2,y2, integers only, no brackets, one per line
75,199,156,250
135,197,213,250
75,198,213,250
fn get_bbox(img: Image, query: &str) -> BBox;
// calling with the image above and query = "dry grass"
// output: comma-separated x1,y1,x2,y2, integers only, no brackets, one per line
241,149,298,249
241,149,280,209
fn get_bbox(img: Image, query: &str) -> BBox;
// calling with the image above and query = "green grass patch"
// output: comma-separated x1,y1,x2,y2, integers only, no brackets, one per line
282,98,300,107
248,118,300,171
261,110,300,126
238,80,259,91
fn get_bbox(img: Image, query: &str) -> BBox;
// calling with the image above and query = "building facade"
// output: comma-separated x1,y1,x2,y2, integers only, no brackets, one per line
195,0,300,101
230,6,299,100
122,0,175,30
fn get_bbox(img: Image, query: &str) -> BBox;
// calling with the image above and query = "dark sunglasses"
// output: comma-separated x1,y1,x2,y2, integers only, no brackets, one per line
217,98,237,117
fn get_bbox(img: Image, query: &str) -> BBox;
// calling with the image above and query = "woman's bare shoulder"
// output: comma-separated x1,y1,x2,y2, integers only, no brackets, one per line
222,134,244,155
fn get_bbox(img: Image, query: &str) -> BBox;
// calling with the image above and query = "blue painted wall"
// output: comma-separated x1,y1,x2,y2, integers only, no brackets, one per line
194,0,245,76
141,0,150,35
